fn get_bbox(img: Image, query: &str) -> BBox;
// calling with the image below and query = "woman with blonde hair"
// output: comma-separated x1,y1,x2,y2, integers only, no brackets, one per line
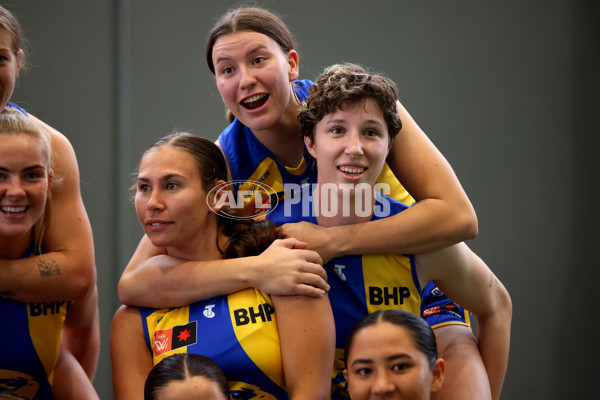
0,108,98,399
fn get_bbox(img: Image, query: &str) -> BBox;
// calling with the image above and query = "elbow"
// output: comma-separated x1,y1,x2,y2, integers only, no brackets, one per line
117,275,135,306
72,262,96,302
457,205,478,241
500,287,513,322
487,285,513,327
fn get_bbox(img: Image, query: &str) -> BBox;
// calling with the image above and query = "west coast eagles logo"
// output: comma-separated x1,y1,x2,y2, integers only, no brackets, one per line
0,370,39,400
229,381,276,399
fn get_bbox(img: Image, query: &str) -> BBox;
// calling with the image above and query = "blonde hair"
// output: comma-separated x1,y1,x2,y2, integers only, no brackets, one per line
0,108,53,252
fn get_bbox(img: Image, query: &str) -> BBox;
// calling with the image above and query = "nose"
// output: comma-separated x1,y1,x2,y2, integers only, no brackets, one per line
371,371,395,396
345,131,364,158
4,178,26,198
239,65,257,90
145,189,165,211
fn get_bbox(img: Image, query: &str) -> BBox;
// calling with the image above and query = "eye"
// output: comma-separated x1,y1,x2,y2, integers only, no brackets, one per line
222,66,234,75
166,182,179,190
137,184,150,193
355,367,372,376
391,363,410,372
252,56,266,65
25,172,42,181
330,127,345,135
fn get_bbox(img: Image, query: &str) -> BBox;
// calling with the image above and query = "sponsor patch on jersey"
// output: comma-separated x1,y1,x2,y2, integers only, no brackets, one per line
423,303,462,318
428,285,444,297
153,321,197,356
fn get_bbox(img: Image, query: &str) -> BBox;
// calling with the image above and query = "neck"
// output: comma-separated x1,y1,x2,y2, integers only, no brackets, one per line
166,220,225,262
252,92,305,167
0,231,34,259
313,183,375,227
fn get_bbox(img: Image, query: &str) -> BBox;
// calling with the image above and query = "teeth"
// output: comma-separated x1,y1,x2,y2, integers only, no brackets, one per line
1,206,27,214
339,166,365,175
243,94,266,104
151,223,161,226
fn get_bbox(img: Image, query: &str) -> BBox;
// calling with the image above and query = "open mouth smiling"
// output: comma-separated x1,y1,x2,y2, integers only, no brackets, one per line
241,93,269,110
0,206,28,215
338,166,366,176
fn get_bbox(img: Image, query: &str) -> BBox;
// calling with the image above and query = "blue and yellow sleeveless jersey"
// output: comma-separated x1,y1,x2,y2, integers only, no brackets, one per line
0,244,70,400
140,288,287,399
268,190,469,399
217,79,414,217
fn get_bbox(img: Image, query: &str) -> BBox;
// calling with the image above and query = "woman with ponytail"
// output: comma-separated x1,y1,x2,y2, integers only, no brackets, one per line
110,132,334,400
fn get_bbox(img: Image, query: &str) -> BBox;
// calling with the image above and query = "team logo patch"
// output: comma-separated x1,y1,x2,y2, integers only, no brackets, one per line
153,321,197,356
423,303,461,317
229,381,277,400
0,369,39,399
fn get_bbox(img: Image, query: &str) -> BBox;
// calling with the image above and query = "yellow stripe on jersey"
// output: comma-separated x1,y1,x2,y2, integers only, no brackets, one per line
27,301,68,383
236,158,285,217
228,290,283,388
145,307,191,364
362,254,422,316
376,162,415,205
284,156,307,176
241,158,285,194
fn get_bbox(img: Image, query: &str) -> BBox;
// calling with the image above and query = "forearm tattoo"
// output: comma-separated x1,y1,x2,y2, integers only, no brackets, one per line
489,272,498,288
38,258,60,277
0,290,18,298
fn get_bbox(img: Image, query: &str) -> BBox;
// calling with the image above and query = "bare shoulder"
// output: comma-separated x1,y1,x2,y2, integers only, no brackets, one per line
30,115,76,157
29,114,82,190
112,305,141,329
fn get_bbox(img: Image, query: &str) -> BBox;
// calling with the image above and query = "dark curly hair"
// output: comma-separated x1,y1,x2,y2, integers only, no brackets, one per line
299,63,402,144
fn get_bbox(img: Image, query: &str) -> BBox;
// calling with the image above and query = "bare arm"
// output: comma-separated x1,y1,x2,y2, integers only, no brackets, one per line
61,284,100,380
281,100,477,260
110,305,153,400
417,243,512,400
0,117,95,302
119,237,329,308
432,325,491,400
52,345,99,400
272,294,335,400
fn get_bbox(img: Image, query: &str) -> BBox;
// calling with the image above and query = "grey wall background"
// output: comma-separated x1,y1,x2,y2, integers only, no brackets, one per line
3,0,598,398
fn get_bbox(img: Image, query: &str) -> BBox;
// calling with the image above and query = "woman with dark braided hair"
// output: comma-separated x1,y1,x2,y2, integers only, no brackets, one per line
343,310,445,400
111,132,334,400
144,354,229,400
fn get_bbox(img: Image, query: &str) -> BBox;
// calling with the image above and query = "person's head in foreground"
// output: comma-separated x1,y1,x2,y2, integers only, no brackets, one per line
144,353,229,400
343,309,445,400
